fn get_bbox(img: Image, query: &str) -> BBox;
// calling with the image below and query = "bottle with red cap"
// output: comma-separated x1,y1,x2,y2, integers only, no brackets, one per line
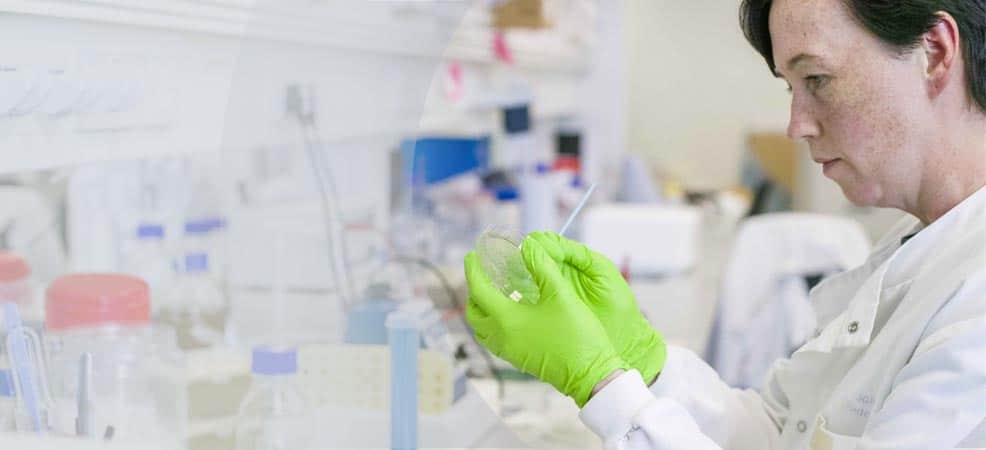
43,273,183,445
0,251,34,311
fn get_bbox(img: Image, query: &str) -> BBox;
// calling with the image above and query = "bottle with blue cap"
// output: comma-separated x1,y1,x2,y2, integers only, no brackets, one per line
485,185,521,231
160,231,226,349
235,347,314,450
183,217,229,281
120,222,173,306
182,219,217,272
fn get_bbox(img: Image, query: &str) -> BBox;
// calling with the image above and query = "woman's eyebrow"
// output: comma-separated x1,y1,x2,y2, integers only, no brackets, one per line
773,53,821,77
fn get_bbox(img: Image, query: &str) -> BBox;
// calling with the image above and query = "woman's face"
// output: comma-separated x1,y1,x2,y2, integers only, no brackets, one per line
770,0,933,207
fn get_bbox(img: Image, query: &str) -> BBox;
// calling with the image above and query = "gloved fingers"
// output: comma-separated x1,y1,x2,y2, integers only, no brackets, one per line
527,231,616,278
465,299,492,342
463,251,512,316
524,231,568,263
520,235,574,303
465,294,489,322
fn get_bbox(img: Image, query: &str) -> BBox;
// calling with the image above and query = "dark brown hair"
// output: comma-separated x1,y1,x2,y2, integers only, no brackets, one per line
740,0,986,113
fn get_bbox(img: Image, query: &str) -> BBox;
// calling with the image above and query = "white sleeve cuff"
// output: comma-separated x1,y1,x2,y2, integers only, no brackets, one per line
579,369,654,439
579,368,722,450
648,344,685,398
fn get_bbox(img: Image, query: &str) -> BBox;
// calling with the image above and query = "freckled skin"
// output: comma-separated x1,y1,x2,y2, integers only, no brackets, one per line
770,0,935,208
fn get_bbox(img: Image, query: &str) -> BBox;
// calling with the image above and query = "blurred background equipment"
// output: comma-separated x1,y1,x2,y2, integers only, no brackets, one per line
0,1,905,449
705,214,871,389
234,347,313,450
582,204,702,277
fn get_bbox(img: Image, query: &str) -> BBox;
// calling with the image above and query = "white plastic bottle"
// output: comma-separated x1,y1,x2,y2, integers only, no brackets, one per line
235,347,314,450
182,220,215,275
183,158,231,283
182,218,228,280
161,251,226,349
205,217,228,282
121,223,172,307
520,163,557,234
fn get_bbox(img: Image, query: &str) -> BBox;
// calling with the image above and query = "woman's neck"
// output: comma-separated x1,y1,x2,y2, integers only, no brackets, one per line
910,115,986,224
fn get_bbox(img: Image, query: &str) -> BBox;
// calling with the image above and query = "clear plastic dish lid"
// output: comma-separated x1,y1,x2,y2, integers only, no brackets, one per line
474,227,540,305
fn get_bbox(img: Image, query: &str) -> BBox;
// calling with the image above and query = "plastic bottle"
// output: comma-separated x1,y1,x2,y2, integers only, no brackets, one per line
183,158,230,282
486,186,521,232
44,273,183,445
235,347,314,450
386,305,422,450
161,251,226,350
0,252,33,307
206,217,229,282
121,223,173,308
520,163,557,234
183,220,214,270
182,217,229,284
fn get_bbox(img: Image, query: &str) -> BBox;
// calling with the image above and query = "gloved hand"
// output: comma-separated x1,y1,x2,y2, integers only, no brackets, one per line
464,237,628,407
524,231,667,384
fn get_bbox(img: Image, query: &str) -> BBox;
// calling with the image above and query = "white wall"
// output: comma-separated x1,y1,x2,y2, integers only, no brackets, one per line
623,1,906,240
624,0,791,190
577,0,628,186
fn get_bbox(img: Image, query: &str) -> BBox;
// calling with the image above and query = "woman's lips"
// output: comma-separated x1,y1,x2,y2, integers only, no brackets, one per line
820,158,841,175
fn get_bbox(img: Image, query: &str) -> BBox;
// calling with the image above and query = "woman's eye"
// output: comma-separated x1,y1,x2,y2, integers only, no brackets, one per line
805,75,828,92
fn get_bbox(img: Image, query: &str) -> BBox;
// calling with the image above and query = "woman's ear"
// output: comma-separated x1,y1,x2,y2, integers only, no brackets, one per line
922,12,961,98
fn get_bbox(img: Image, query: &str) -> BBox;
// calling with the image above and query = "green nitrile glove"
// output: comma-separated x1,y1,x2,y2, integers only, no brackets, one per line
524,231,667,384
464,237,628,407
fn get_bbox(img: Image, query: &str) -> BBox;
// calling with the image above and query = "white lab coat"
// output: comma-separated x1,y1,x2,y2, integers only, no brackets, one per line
708,213,871,389
581,185,986,450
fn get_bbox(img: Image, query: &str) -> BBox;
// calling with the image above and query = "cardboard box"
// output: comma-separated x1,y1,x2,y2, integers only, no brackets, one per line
492,0,548,29
747,132,799,193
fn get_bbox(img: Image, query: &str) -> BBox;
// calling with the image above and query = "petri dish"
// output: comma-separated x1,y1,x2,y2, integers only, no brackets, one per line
474,228,540,305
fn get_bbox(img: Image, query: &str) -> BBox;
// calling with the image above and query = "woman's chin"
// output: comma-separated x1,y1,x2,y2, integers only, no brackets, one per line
838,182,884,208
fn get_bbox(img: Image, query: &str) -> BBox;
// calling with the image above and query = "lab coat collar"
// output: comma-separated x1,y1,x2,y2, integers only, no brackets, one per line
884,183,986,288
801,184,986,354
800,260,889,353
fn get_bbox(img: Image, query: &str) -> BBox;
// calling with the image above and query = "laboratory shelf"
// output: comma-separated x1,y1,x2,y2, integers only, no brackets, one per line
0,1,593,172
0,1,588,73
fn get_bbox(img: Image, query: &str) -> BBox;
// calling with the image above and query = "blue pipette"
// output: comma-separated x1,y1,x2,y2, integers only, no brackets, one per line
3,302,46,433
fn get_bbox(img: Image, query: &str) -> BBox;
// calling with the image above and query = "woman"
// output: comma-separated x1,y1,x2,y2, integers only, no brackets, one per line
464,0,986,448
